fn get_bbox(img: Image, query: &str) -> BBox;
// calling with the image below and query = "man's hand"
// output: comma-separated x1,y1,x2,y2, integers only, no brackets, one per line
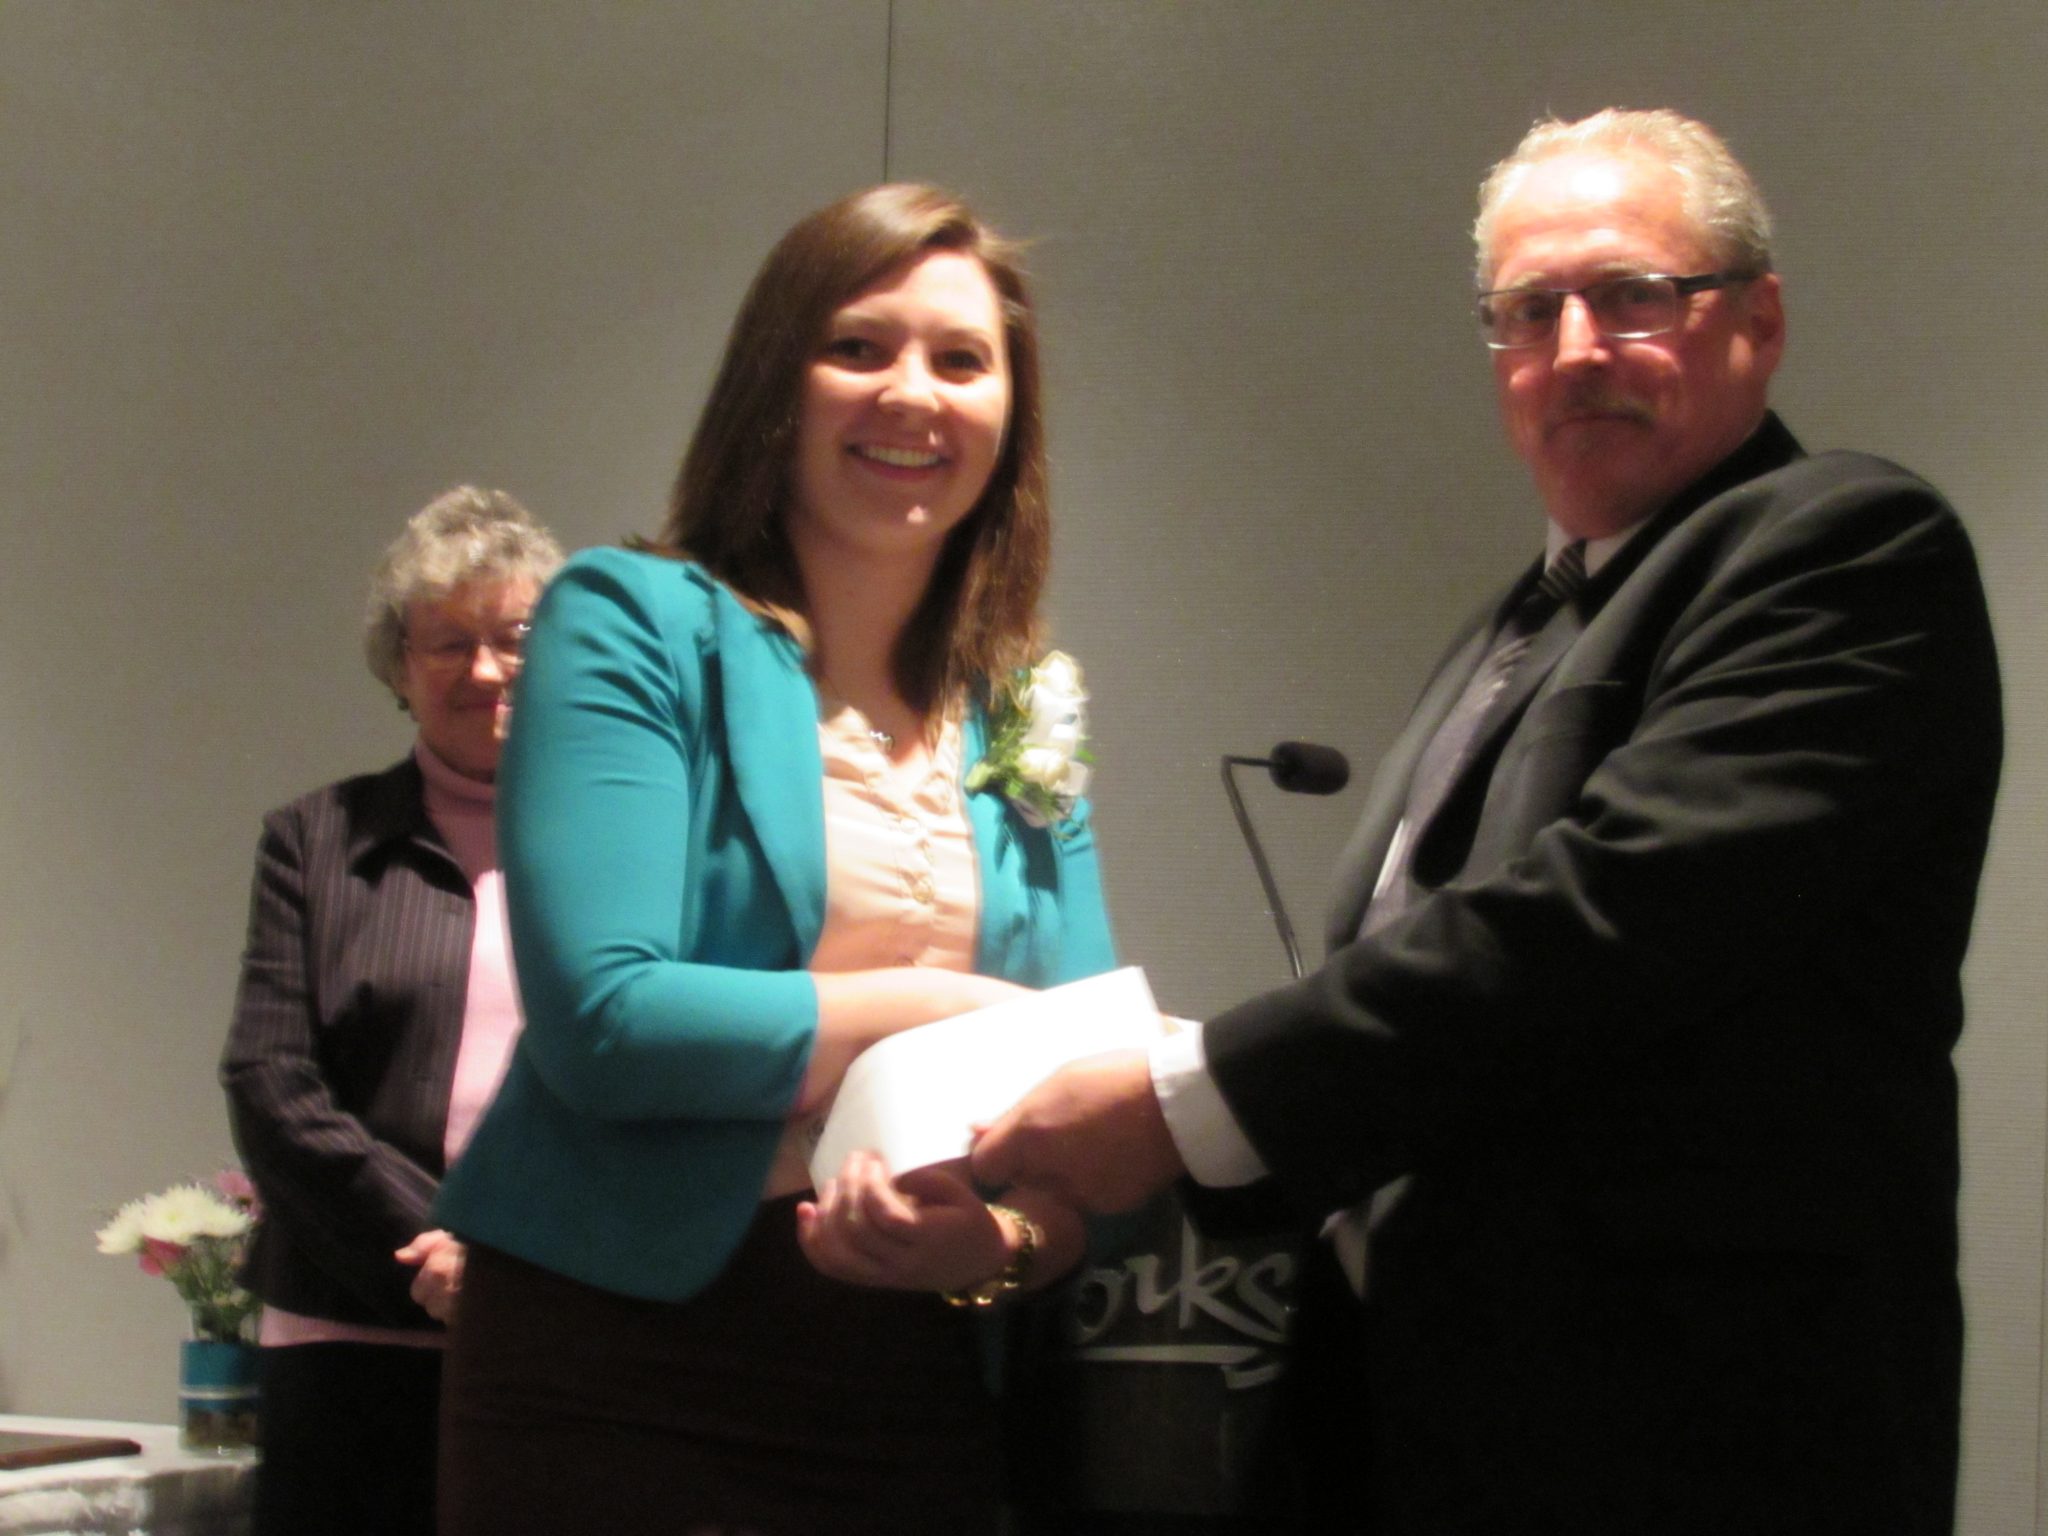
395,1228,465,1323
971,1050,1185,1213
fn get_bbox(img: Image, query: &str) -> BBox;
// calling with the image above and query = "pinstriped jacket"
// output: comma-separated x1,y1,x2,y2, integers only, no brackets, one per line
220,755,469,1329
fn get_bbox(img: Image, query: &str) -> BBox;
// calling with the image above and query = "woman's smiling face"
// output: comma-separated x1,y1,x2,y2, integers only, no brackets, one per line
786,248,1011,572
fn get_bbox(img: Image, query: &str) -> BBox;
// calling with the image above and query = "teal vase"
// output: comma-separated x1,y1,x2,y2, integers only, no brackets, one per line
178,1339,259,1453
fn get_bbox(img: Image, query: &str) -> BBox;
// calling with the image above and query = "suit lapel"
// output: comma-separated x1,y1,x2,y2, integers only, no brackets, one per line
1325,619,1492,949
346,756,466,886
1332,556,1582,937
711,586,827,959
1450,591,1589,792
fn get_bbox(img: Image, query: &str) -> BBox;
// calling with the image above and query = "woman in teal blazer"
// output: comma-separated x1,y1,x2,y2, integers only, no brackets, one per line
436,185,1114,1536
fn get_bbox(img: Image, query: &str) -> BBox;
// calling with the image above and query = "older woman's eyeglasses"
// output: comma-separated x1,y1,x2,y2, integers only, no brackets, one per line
1476,271,1755,350
405,622,533,675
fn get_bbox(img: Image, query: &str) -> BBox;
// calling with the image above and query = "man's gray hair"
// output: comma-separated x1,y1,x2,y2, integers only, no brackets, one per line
363,485,566,695
1473,108,1775,287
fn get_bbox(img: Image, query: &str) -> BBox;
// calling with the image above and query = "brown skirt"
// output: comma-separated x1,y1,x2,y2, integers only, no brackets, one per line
439,1196,1002,1536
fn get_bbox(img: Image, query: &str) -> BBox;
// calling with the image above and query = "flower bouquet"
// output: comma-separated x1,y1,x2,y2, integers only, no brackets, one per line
96,1171,262,1449
967,650,1095,830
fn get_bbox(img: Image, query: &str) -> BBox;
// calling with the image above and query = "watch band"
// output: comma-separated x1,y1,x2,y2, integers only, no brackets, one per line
941,1204,1042,1309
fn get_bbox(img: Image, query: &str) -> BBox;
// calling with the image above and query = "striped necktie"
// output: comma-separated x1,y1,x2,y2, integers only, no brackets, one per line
1478,540,1587,699
1362,541,1587,936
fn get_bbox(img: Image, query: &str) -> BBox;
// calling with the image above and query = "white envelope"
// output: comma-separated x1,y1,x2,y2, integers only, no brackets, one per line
807,966,1161,1186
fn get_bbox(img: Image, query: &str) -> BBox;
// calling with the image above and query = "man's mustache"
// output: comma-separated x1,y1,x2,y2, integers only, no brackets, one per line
1547,391,1655,430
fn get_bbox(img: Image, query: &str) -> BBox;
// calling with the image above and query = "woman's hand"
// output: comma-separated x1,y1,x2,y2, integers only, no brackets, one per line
394,1229,466,1323
795,1152,1012,1293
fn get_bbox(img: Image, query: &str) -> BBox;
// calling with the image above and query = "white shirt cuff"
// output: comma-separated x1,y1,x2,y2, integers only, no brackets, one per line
1148,1021,1270,1188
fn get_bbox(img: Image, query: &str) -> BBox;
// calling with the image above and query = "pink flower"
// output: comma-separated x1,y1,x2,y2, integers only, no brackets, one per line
139,1237,186,1278
213,1169,259,1214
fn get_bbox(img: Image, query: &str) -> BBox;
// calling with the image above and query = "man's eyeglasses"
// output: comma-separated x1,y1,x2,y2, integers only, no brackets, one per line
405,622,533,675
1475,271,1757,350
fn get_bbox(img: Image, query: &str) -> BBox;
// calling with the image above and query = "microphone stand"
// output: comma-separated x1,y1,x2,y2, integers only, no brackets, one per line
1222,756,1306,980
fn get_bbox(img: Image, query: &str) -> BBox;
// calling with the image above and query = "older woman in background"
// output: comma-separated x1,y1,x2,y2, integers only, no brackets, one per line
435,184,1115,1536
220,487,563,1536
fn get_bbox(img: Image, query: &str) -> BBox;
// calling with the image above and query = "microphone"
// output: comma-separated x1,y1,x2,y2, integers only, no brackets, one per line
1221,742,1353,979
1266,740,1351,796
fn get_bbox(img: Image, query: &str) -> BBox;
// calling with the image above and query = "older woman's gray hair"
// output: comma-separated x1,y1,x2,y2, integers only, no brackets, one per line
364,486,566,696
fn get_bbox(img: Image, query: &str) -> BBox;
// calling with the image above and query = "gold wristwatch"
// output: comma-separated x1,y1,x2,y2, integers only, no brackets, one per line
942,1204,1042,1309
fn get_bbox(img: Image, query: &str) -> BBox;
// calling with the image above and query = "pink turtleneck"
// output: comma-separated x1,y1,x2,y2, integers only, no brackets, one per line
415,742,525,1165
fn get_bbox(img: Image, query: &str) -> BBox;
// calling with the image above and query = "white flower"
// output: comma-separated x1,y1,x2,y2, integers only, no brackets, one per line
1017,745,1069,792
1032,650,1084,698
1016,745,1091,799
94,1199,149,1256
1020,651,1087,750
137,1184,249,1245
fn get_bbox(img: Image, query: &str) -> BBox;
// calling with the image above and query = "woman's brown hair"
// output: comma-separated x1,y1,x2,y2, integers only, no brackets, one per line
650,183,1049,716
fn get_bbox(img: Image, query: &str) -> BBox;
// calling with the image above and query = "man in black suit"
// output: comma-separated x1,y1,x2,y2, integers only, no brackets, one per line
977,109,2001,1534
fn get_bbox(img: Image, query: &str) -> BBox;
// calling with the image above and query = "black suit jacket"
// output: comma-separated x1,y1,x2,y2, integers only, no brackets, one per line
1202,418,2001,1534
220,756,473,1329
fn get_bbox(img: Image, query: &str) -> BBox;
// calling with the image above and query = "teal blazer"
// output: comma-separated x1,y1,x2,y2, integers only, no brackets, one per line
436,549,1117,1302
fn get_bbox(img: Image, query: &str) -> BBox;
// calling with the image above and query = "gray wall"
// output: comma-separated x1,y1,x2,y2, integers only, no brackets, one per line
2,3,2042,1529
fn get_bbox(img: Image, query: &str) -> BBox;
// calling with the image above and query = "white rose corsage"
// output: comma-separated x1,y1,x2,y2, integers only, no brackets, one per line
965,650,1094,830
